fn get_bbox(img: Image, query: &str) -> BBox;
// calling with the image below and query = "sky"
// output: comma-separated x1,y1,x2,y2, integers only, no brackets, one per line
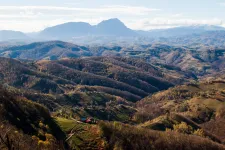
0,0,225,32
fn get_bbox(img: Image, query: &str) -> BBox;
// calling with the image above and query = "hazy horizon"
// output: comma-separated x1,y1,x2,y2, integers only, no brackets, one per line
1,0,225,32
1,18,225,34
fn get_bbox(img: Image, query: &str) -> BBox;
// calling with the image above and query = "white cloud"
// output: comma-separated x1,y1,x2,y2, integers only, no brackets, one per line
0,5,160,15
0,19,68,32
0,5,224,32
0,5,162,32
0,18,107,32
103,5,161,15
219,2,225,6
127,18,223,30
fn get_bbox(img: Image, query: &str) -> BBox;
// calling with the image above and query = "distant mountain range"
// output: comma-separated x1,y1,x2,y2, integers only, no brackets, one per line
0,18,225,42
40,18,137,39
0,30,28,41
137,25,225,37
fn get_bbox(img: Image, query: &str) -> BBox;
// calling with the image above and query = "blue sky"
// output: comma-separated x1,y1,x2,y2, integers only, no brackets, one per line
0,0,224,32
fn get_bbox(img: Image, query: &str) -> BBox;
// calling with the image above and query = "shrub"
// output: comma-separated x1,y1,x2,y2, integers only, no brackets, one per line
216,106,225,118
173,122,193,134
193,129,205,137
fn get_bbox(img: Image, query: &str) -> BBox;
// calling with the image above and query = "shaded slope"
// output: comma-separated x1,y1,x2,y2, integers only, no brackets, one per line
0,41,92,60
0,57,74,93
0,56,183,123
36,57,175,99
0,85,66,149
0,56,181,122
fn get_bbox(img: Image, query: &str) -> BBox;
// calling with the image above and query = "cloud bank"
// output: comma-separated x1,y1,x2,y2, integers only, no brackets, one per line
0,5,223,32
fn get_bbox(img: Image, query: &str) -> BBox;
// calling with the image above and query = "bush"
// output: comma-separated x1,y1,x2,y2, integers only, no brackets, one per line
193,129,205,137
216,106,225,118
173,122,193,134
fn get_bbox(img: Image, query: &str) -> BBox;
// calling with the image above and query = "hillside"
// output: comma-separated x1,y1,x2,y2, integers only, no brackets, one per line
0,56,191,123
135,80,225,143
0,85,66,150
93,44,225,76
159,31,225,47
1,41,224,78
0,41,92,60
0,57,224,149
99,121,225,150
2,76,225,149
0,53,224,149
55,118,225,150
0,57,179,99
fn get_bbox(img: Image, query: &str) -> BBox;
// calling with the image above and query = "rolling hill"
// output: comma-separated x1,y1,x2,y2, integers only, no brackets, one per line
0,56,224,149
135,80,225,143
0,56,191,122
2,41,225,79
0,57,182,101
158,30,225,47
0,41,92,60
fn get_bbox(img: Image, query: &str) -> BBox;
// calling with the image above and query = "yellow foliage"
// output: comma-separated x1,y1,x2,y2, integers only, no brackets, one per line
193,129,205,137
113,121,122,130
38,130,45,138
38,140,51,149
113,142,123,150
0,124,4,129
165,128,172,132
173,122,193,134
39,121,45,128
38,140,44,146
32,135,39,141
45,125,49,130
45,133,55,142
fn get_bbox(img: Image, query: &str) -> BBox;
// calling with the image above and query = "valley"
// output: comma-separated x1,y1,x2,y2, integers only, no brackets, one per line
0,18,225,150
0,44,225,149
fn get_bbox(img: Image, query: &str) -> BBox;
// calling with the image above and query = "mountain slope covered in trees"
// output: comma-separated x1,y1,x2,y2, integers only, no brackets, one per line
0,85,66,150
0,55,224,149
135,80,225,143
1,41,225,78
0,56,192,123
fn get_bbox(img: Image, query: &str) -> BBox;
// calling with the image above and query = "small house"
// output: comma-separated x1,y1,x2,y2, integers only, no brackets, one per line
80,117,97,124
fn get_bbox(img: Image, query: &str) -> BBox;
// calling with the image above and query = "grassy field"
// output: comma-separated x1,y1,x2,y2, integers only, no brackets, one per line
55,117,105,150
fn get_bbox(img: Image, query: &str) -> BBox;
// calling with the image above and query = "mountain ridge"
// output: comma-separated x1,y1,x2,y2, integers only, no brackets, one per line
1,18,225,42
39,18,137,39
0,30,28,41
